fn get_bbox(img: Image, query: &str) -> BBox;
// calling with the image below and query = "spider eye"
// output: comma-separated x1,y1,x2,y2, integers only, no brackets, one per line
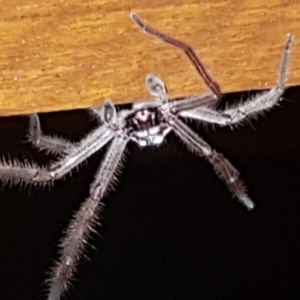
102,99,117,124
145,74,167,97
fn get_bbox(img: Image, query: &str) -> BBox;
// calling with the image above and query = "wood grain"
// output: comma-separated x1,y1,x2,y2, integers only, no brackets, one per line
0,0,299,116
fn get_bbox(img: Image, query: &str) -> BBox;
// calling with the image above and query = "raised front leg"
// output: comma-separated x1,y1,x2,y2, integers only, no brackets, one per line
130,13,222,99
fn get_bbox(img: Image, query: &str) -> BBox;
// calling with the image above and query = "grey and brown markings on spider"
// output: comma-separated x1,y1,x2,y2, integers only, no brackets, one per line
0,12,292,300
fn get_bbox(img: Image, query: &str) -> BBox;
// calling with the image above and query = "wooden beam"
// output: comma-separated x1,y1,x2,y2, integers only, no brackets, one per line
0,0,299,116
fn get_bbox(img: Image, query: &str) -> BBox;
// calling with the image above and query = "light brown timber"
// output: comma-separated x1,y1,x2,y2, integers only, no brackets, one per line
0,0,299,116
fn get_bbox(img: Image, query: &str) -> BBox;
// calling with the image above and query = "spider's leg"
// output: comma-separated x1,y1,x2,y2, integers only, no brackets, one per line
170,93,219,112
46,134,128,300
167,114,255,210
40,125,115,181
181,34,292,126
28,114,75,155
0,157,48,187
222,34,292,125
0,100,119,186
145,74,226,125
130,13,222,99
145,74,219,112
0,124,115,187
178,105,231,125
44,99,123,181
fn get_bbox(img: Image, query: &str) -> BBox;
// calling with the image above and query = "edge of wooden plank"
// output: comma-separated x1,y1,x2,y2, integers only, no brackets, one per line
0,0,298,116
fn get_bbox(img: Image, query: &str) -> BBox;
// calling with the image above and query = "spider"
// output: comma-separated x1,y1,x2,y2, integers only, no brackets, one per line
0,12,292,300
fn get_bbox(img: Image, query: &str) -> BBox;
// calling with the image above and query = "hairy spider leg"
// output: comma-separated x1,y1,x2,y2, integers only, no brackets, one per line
145,74,254,209
179,34,292,125
0,102,117,185
47,134,128,300
130,13,222,100
168,114,254,210
0,100,127,299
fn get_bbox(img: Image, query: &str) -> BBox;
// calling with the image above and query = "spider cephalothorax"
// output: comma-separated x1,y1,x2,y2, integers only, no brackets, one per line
125,105,169,146
0,12,292,300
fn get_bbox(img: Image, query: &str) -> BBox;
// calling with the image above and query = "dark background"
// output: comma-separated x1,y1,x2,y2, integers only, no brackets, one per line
0,87,300,300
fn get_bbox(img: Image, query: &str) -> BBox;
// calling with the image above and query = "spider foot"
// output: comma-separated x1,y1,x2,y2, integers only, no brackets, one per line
237,193,255,211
